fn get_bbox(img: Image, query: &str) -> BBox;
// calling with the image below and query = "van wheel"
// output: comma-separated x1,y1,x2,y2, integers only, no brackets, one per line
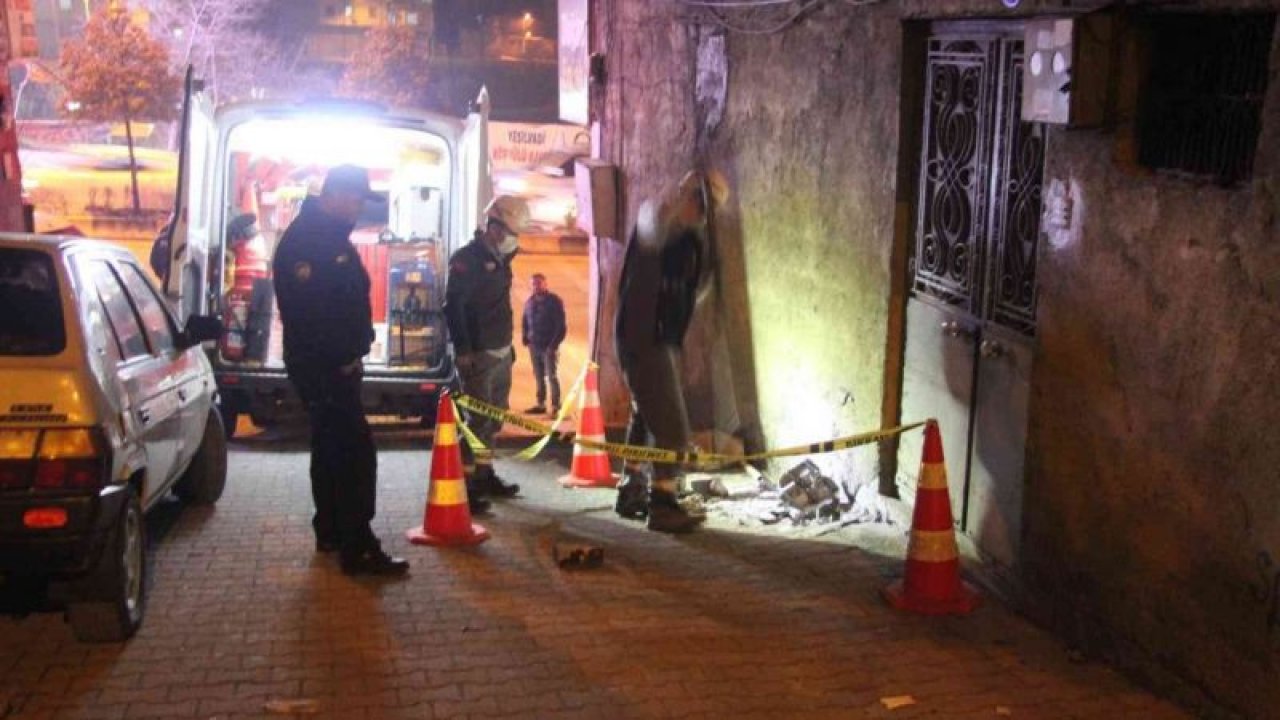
68,489,145,642
175,409,228,505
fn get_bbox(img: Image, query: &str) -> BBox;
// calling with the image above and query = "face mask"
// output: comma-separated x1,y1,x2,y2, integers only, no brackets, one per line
498,234,519,256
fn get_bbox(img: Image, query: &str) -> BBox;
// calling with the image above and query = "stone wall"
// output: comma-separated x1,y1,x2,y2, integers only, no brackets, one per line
594,0,1280,715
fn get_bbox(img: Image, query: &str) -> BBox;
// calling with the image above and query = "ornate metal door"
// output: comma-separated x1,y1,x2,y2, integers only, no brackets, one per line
899,28,1045,568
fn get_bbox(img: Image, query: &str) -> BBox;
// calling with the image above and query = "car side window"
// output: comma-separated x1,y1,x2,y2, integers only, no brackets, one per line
90,260,151,361
116,262,175,354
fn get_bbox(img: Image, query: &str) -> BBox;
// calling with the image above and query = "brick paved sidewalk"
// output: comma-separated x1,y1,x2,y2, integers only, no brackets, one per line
0,433,1192,720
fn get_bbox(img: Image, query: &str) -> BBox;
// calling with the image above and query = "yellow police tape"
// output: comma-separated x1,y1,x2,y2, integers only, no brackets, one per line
451,364,587,460
452,393,926,467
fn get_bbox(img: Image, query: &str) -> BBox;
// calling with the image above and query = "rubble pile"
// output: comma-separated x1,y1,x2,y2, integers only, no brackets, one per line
689,460,891,531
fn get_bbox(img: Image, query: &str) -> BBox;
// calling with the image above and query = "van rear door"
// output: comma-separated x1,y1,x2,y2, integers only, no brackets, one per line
456,87,493,250
165,67,216,321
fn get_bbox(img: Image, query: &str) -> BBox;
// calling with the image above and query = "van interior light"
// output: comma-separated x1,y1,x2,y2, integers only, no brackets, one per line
231,119,442,169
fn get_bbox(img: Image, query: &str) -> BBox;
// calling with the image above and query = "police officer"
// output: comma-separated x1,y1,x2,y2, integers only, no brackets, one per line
272,165,408,576
613,170,727,533
444,196,531,501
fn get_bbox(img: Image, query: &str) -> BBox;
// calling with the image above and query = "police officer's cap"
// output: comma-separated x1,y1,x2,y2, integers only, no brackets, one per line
322,165,382,201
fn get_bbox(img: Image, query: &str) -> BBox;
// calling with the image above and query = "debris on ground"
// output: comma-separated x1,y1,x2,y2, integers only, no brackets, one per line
682,460,892,531
554,541,604,570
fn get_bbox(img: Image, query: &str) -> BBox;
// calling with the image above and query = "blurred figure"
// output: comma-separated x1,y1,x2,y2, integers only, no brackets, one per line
613,170,728,534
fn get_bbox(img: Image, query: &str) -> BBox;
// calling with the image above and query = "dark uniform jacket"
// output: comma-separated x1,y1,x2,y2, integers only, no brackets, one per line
272,197,374,369
522,291,566,351
444,233,513,356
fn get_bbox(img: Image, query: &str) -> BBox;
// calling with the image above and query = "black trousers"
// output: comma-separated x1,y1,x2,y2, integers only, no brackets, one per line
288,364,378,555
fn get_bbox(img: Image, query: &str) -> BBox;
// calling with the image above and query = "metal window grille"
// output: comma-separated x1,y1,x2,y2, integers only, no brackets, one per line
1138,13,1275,186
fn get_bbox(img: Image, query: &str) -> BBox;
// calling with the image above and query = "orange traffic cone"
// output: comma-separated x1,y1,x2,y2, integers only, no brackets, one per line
882,420,980,615
407,391,490,546
558,363,618,488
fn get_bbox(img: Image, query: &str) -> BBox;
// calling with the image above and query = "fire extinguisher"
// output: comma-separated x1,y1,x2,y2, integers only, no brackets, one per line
221,291,249,361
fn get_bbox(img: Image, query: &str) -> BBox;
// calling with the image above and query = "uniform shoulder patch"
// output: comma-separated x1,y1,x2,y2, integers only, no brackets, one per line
293,261,312,281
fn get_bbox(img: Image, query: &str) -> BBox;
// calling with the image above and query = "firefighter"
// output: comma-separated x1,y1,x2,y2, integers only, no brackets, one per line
272,165,409,577
444,195,531,503
613,170,727,533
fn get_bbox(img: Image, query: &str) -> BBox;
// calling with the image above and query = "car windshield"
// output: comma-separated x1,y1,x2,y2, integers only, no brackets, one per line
0,248,65,356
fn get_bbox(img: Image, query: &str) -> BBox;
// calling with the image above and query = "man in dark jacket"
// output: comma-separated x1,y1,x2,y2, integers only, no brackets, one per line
444,195,531,502
272,165,408,577
613,170,726,533
521,273,566,414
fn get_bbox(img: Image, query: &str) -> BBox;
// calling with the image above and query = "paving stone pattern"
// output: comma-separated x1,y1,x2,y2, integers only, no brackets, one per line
0,430,1193,719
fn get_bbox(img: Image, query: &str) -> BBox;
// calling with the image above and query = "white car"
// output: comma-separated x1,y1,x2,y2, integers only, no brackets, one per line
0,234,225,642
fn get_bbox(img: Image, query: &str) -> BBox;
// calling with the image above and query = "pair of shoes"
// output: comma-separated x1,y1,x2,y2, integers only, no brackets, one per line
341,545,410,576
524,404,547,415
315,537,340,553
646,490,706,534
614,472,648,520
472,472,520,498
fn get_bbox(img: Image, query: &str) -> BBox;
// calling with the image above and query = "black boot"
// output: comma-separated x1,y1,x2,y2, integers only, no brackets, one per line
614,471,648,520
473,468,520,498
466,490,492,516
647,489,705,534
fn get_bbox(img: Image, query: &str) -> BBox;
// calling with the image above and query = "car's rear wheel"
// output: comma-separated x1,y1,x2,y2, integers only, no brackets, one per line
67,488,145,642
175,408,228,505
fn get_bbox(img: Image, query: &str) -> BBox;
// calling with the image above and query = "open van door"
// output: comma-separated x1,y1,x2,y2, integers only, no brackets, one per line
456,86,492,249
164,67,216,321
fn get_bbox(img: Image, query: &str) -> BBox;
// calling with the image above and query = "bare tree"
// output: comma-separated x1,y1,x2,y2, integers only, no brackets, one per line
139,0,273,105
338,25,431,109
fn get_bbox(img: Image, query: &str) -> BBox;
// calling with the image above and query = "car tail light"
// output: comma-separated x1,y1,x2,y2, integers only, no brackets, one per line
34,429,106,491
0,430,39,489
23,508,68,529
419,383,437,392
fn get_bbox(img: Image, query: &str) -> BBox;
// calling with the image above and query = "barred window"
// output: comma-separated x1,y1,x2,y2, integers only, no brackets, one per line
1138,13,1275,186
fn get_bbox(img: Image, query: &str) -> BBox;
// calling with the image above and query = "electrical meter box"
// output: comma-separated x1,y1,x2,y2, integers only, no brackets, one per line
1022,13,1114,126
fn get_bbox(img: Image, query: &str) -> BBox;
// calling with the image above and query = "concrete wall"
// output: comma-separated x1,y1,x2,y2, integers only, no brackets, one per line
1022,14,1280,719
595,0,1279,715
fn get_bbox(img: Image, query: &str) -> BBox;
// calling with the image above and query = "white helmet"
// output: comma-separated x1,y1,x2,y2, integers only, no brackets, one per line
485,195,531,235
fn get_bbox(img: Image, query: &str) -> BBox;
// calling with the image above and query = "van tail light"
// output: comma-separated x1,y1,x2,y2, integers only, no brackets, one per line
34,429,106,490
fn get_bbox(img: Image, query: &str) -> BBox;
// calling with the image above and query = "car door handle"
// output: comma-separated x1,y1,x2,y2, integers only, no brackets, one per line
139,408,152,425
177,388,188,403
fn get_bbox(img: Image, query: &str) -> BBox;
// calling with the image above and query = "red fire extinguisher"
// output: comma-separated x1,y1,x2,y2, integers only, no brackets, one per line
221,292,249,361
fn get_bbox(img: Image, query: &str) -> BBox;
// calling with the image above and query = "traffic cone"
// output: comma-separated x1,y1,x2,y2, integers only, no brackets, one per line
558,363,619,488
407,391,490,546
882,420,980,615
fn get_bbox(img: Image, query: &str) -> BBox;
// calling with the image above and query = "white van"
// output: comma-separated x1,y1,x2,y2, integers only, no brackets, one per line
162,72,493,434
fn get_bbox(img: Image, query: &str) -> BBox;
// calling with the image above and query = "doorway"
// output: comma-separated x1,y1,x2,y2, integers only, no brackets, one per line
897,24,1046,568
